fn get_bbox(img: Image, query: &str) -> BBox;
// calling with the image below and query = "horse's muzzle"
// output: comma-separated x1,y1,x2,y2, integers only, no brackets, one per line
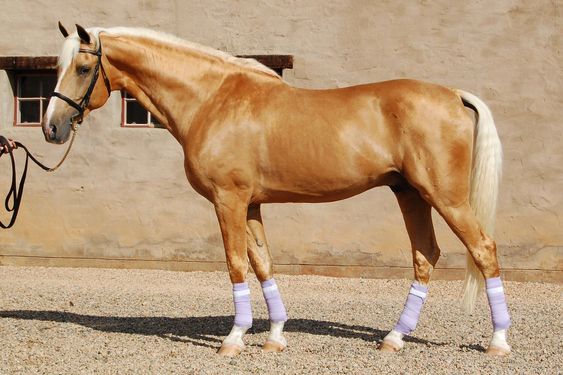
43,123,71,144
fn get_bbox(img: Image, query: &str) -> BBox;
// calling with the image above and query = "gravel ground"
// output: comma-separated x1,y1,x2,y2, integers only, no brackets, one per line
0,266,560,374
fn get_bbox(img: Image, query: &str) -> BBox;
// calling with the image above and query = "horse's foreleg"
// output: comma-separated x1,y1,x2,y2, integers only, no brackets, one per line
214,190,253,357
246,204,288,352
380,188,440,352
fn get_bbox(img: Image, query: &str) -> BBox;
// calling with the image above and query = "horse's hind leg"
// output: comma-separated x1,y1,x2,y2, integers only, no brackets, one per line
246,204,288,352
380,186,440,352
403,159,510,355
432,201,511,355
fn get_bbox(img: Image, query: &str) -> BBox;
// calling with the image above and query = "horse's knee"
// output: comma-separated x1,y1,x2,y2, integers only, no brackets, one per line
227,265,249,283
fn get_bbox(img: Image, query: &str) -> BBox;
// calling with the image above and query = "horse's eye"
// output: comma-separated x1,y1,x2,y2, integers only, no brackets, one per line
79,66,91,75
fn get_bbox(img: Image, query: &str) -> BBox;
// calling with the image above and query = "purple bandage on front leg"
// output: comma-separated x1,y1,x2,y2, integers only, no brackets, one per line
394,282,428,336
486,277,511,331
261,279,288,322
233,282,252,328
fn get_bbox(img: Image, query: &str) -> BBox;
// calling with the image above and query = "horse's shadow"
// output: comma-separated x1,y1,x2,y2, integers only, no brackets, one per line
0,310,444,349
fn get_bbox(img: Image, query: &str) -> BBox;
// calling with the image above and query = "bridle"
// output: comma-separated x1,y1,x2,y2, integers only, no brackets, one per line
51,39,111,131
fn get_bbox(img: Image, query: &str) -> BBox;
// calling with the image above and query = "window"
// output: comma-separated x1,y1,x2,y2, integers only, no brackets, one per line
121,91,162,128
3,55,292,129
14,73,57,126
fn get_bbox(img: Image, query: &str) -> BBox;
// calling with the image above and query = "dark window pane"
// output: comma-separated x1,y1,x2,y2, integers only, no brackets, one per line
126,100,148,125
20,100,40,123
43,75,57,97
19,76,42,97
42,99,50,115
150,113,161,126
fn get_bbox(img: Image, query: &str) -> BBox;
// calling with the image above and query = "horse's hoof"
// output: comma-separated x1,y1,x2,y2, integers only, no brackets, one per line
486,346,510,356
217,344,244,357
378,341,401,353
262,340,286,353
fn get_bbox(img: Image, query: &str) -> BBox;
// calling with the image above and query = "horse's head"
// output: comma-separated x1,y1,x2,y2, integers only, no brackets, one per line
42,23,111,144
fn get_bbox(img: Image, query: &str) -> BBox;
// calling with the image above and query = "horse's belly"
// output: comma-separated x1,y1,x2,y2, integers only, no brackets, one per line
255,166,399,204
254,120,399,203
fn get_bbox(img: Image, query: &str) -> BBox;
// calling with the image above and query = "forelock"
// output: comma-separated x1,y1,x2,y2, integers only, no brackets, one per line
57,28,103,72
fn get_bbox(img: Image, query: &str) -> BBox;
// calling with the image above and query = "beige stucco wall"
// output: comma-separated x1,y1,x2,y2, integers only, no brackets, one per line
0,0,561,282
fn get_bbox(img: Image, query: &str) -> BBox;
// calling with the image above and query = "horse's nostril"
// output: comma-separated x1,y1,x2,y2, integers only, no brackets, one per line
49,125,57,140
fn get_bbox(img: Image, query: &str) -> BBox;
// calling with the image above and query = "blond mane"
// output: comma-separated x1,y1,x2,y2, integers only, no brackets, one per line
58,27,280,78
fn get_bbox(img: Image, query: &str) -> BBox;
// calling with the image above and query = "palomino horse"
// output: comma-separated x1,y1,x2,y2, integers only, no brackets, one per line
43,24,511,356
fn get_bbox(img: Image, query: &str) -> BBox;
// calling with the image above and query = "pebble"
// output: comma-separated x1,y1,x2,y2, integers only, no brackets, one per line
0,266,560,374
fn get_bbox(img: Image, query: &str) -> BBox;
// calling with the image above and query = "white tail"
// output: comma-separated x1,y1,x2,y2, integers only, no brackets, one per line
455,89,503,313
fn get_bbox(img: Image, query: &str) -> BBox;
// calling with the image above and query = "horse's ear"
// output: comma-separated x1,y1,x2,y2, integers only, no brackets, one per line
75,24,91,44
58,21,69,38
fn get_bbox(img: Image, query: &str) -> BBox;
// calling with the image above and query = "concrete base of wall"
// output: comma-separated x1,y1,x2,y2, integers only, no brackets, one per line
1,255,560,283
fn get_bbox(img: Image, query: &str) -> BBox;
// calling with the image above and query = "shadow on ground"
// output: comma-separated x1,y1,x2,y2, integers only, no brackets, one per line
0,310,445,349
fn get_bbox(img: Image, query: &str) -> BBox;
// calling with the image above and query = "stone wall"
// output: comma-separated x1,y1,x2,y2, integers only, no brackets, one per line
0,0,561,282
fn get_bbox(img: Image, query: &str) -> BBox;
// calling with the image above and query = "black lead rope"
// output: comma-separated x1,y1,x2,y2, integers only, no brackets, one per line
0,134,76,229
1,136,33,229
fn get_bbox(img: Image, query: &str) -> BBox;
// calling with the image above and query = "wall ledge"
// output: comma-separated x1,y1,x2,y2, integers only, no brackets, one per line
0,55,293,74
1,255,560,283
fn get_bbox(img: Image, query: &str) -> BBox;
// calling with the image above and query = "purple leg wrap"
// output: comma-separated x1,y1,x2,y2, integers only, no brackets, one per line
394,282,428,335
233,282,252,328
261,278,288,322
486,277,511,331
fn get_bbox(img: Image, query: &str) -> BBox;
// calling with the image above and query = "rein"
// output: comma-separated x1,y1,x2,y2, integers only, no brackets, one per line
0,131,77,229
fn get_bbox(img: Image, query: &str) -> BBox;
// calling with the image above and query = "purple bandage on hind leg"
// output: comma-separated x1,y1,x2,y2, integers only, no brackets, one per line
261,279,288,322
233,282,252,328
486,277,511,331
394,282,428,336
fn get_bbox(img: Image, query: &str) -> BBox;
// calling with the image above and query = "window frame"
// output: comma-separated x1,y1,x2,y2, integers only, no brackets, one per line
120,91,163,128
13,70,57,128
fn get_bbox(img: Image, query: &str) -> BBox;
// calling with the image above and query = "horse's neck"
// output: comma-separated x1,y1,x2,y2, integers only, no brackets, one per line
102,34,228,138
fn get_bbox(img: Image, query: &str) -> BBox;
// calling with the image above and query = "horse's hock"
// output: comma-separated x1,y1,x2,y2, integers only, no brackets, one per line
0,2,561,283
